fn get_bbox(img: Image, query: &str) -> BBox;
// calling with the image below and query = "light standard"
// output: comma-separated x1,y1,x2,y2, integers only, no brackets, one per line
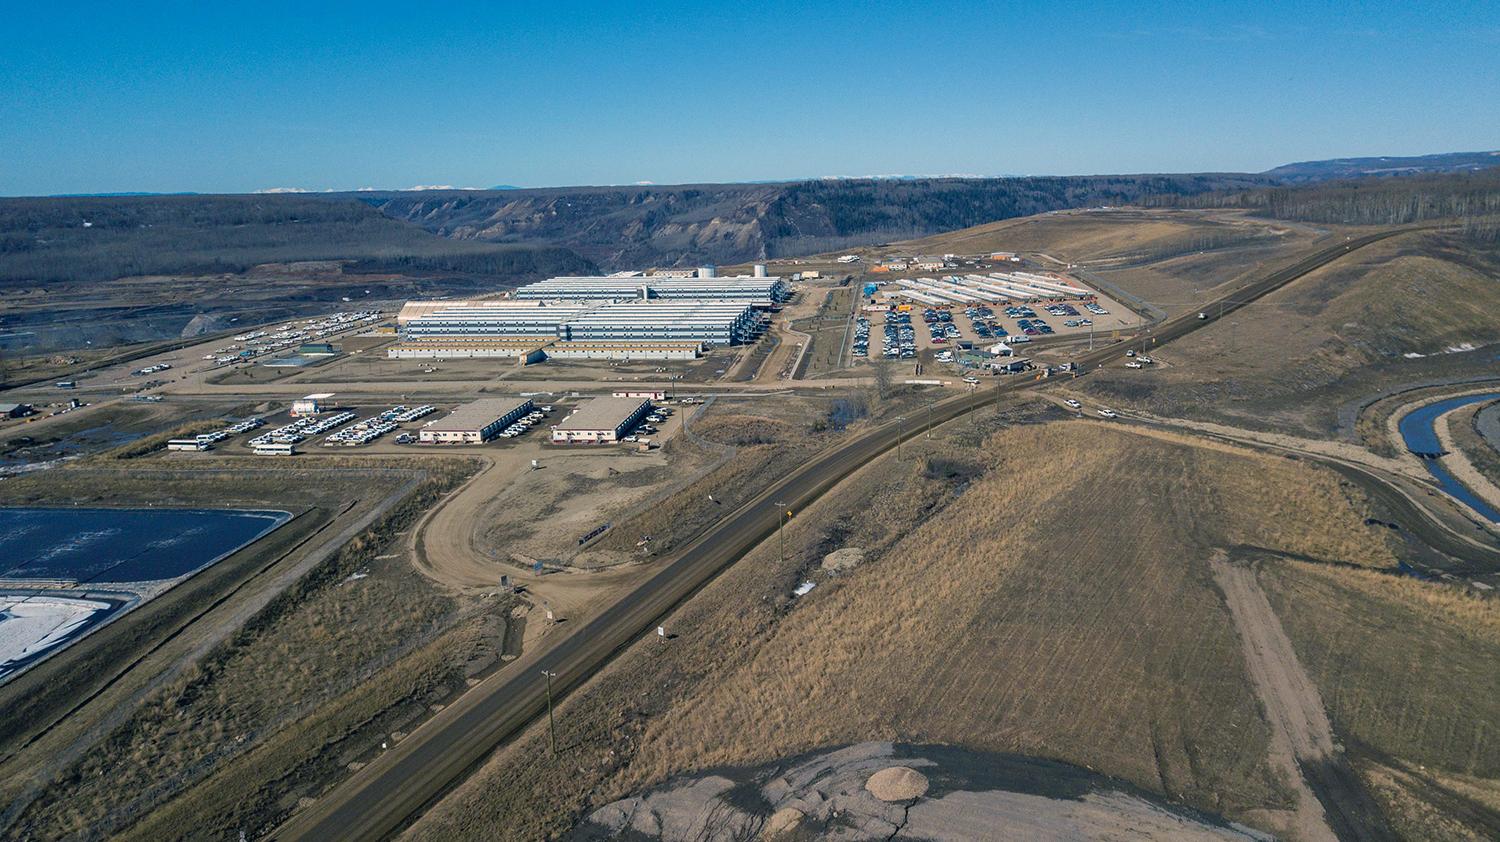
774,500,790,566
895,415,905,461
924,400,933,438
541,669,558,755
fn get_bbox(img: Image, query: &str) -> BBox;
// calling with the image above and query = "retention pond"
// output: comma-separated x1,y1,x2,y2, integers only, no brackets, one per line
1398,393,1500,523
0,507,289,682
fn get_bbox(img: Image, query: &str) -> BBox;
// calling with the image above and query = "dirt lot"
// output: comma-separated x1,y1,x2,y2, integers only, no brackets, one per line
404,416,1424,841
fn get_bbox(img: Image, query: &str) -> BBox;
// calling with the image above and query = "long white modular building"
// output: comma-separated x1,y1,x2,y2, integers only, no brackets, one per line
558,302,759,344
389,298,763,360
513,275,789,304
399,300,759,345
401,302,593,342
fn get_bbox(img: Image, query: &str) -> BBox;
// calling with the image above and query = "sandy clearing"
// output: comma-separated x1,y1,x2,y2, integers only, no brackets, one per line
407,446,667,651
1210,552,1337,842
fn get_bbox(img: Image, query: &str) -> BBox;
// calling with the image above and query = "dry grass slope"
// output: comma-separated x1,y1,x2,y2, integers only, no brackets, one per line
406,418,1412,842
1082,229,1500,436
616,424,1393,815
1260,560,1500,777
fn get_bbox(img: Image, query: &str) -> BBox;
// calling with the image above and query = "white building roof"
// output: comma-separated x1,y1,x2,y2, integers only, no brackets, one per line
426,398,532,433
554,396,648,432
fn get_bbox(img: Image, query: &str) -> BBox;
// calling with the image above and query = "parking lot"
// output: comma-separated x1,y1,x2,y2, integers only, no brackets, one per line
851,282,1140,367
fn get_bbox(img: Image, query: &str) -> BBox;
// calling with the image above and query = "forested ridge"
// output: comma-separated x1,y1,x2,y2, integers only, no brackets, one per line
1148,169,1500,238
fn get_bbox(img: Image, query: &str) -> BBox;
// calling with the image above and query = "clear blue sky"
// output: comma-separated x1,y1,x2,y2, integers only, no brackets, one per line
3,0,1496,195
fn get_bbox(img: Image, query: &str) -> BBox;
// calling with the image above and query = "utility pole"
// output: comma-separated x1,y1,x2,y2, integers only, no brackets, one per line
774,500,790,566
541,669,558,755
895,415,905,461
925,399,933,438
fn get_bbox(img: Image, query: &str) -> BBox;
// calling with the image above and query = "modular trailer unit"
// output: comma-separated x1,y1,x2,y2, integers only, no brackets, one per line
550,396,652,445
419,398,535,444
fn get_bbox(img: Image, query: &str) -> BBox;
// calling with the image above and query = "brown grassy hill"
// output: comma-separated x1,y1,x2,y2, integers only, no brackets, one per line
894,208,1305,265
408,420,1441,841
1080,228,1500,436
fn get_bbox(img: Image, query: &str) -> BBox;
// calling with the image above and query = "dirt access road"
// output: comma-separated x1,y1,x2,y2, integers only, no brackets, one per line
272,226,1427,842
1211,554,1395,842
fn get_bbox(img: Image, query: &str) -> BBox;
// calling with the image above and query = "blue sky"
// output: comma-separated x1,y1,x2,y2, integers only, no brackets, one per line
2,1,1496,195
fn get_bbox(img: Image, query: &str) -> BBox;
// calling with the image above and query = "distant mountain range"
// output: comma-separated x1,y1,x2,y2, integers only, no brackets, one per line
1262,150,1500,182
16,149,1500,277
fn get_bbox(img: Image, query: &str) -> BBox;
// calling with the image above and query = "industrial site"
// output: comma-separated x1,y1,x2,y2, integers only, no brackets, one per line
3,28,1500,835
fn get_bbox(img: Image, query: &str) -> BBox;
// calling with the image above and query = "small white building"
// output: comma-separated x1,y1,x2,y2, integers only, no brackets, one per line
419,398,535,444
550,396,652,445
292,393,335,416
613,389,667,401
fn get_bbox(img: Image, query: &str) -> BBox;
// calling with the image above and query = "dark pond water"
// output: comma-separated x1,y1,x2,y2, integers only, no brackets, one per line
1398,393,1500,523
0,507,290,584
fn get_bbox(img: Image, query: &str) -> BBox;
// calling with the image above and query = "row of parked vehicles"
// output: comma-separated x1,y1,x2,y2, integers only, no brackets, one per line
927,309,962,344
193,416,265,446
499,405,554,439
325,418,398,446
622,405,672,442
852,317,871,357
1017,317,1055,336
883,312,917,359
383,404,437,423
249,411,357,447
961,305,1010,340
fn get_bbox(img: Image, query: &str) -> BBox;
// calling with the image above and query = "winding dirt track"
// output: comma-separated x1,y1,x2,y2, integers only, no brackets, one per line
408,450,661,636
273,226,1424,842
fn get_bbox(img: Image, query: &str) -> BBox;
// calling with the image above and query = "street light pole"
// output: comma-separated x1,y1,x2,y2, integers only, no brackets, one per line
774,500,789,566
895,415,905,461
925,400,933,438
541,669,558,755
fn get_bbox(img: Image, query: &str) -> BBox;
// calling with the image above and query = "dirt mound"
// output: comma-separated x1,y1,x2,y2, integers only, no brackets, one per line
692,414,797,446
821,547,866,574
865,766,928,802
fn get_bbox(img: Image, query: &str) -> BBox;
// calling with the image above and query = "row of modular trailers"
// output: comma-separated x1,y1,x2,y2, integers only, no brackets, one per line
887,272,1093,307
